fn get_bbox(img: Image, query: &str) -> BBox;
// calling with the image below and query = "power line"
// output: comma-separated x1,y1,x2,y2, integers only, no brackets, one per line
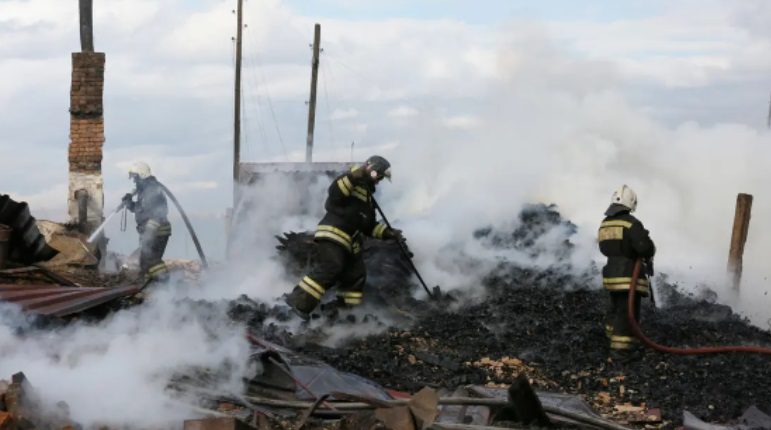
320,57,339,153
323,51,367,83
241,48,270,159
243,23,288,159
256,58,288,159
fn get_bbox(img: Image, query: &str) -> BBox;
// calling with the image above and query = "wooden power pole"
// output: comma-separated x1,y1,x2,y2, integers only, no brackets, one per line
233,0,244,183
727,193,753,291
305,23,321,163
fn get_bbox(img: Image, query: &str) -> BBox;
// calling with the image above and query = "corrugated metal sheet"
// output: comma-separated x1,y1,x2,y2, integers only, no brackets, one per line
0,283,141,317
0,195,58,264
246,335,393,402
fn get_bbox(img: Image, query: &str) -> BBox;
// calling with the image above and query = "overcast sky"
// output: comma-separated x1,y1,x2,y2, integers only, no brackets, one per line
4,1,771,308
2,0,770,215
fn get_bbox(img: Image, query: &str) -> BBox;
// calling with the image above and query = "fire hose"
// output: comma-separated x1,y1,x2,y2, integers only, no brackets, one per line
627,259,771,355
156,182,208,269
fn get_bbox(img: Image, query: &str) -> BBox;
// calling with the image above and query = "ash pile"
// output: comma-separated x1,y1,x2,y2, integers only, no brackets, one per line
238,203,771,429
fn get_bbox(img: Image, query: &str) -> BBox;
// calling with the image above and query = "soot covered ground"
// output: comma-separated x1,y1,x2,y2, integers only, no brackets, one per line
251,204,771,427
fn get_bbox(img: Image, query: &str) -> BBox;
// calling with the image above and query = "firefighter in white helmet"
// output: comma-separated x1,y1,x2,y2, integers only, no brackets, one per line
123,162,171,282
598,185,655,359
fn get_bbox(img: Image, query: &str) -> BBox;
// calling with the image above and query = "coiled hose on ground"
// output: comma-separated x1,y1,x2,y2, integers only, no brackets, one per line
627,259,771,355
157,182,208,269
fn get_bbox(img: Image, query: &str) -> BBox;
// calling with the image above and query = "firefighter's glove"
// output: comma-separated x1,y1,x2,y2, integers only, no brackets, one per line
122,193,135,210
645,258,654,276
383,228,404,242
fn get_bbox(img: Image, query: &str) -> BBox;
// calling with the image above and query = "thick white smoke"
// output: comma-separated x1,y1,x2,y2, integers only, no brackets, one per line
4,4,771,429
364,29,771,326
0,286,250,427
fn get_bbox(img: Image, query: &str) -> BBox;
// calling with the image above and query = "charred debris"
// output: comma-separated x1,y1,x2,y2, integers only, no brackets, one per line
2,202,771,429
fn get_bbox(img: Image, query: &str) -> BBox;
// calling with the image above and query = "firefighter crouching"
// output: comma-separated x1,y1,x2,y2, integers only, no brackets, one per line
123,162,172,282
598,185,655,356
284,155,403,320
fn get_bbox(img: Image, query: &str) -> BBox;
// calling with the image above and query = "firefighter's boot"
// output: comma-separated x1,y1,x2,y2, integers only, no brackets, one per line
284,286,319,321
320,296,353,320
609,343,643,365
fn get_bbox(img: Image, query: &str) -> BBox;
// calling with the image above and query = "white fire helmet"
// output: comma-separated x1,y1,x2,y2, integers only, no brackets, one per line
611,185,637,212
128,161,152,180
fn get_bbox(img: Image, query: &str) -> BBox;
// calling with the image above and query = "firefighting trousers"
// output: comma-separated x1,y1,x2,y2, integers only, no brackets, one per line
289,240,366,314
606,290,641,350
139,221,171,281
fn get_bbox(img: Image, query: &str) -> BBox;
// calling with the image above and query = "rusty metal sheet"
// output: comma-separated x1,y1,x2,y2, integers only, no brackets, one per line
0,283,141,317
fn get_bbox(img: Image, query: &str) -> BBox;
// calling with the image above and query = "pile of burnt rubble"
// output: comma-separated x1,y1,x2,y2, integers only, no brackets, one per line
4,204,771,429
238,204,771,428
0,373,76,429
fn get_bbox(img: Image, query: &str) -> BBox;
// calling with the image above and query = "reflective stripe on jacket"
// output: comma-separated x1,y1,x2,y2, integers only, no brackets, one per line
598,211,655,294
315,167,389,253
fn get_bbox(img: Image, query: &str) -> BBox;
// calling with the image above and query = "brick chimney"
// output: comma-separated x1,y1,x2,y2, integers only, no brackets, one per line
67,52,105,232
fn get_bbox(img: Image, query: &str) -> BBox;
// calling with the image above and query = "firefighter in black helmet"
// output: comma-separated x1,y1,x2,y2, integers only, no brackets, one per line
284,155,403,320
598,185,655,358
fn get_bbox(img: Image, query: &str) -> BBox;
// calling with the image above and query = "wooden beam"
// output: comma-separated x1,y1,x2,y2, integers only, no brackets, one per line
727,193,753,291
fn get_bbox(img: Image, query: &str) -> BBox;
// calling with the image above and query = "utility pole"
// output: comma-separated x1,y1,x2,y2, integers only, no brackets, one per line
233,0,244,183
305,23,321,163
79,0,94,52
767,92,771,129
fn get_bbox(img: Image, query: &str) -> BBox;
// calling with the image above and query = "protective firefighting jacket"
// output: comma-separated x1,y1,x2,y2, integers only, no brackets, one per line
598,204,655,295
127,176,171,235
314,167,389,254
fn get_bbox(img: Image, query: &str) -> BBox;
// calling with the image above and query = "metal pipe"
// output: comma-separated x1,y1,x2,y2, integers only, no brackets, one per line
429,424,525,430
79,0,94,52
239,395,631,430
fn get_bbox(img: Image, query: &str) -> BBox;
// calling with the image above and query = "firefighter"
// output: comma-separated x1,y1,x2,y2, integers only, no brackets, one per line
598,185,655,357
284,155,403,320
122,162,172,282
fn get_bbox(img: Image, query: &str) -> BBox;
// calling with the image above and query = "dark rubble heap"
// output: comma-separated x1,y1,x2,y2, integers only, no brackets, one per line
267,204,771,428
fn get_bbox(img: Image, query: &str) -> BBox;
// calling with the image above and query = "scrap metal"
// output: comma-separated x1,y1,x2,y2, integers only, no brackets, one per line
0,283,141,317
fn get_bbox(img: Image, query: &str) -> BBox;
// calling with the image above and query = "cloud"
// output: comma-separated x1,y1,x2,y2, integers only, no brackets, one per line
442,115,481,130
329,107,359,120
388,105,419,118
